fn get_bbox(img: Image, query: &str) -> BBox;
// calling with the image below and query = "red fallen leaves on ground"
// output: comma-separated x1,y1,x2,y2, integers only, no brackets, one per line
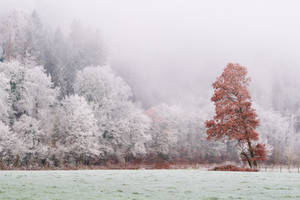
211,165,258,172
154,161,171,169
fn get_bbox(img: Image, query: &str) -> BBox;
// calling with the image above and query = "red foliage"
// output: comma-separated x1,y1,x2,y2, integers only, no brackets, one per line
212,165,258,172
154,161,170,169
206,63,266,167
252,143,267,161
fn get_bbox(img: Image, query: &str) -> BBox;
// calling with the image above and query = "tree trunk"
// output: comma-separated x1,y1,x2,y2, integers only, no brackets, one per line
247,140,257,168
241,151,252,168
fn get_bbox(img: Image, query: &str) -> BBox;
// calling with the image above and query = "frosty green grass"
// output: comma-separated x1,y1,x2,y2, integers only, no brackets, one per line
0,170,299,200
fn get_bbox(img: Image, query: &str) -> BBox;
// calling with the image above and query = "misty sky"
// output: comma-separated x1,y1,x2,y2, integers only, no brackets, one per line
1,0,300,107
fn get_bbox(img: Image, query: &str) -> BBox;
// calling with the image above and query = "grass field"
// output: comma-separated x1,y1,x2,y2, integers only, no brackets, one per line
0,170,299,200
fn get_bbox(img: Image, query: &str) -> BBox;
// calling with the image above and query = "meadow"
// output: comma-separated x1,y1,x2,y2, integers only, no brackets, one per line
0,170,299,200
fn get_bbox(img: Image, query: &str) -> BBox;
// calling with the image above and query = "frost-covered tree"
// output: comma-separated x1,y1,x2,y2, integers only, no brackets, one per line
0,73,10,123
113,103,151,160
0,61,57,167
51,95,105,165
11,115,48,166
255,104,290,164
23,10,47,64
74,66,150,162
24,66,57,118
0,121,15,166
145,104,180,160
146,103,239,163
0,10,29,62
0,61,28,124
0,61,57,125
57,20,105,96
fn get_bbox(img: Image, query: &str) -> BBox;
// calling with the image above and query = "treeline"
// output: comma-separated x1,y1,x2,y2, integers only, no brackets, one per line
0,10,299,169
0,61,240,168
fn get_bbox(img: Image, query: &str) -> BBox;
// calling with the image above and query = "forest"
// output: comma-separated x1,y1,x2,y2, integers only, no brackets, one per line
0,10,299,169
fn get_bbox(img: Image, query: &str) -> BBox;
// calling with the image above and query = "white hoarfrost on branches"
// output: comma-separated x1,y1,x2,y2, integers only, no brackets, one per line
255,103,290,162
0,10,47,64
74,65,131,104
12,115,48,161
0,61,57,124
0,61,57,166
0,73,10,122
24,66,57,118
54,95,104,161
145,103,237,162
146,104,180,157
0,121,15,161
0,10,30,62
74,66,151,160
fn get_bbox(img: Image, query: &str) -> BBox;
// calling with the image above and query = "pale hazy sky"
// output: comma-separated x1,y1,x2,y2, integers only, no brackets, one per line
1,0,300,106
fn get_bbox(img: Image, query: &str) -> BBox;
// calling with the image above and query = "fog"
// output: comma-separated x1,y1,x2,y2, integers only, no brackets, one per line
1,0,300,108
1,0,300,168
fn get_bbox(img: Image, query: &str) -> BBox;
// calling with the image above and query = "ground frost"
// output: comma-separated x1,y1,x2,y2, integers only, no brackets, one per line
0,170,299,200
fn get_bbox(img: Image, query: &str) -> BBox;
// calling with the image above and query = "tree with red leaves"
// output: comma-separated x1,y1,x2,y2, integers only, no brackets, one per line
205,63,266,168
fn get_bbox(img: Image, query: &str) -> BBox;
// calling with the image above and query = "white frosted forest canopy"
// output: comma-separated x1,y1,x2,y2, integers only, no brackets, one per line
0,10,299,168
